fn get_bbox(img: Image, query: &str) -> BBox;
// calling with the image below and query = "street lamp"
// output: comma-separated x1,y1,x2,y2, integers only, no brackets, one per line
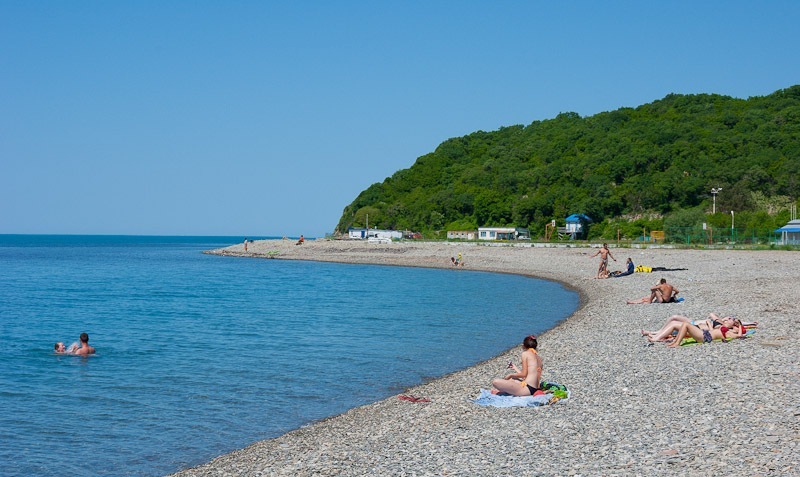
711,187,722,213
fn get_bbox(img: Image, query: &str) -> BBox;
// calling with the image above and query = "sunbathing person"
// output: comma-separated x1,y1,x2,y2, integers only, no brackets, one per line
491,335,543,396
627,278,679,304
666,318,746,348
642,313,732,342
610,258,635,278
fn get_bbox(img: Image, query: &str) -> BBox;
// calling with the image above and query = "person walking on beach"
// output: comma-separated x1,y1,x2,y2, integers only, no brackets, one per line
627,278,679,304
590,243,616,278
73,333,95,356
491,335,543,396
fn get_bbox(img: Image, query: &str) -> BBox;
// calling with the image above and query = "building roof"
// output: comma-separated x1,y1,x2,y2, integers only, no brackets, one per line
478,227,528,231
775,219,800,233
566,213,592,222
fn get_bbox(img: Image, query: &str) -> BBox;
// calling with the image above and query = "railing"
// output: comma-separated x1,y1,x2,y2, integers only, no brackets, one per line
663,227,781,245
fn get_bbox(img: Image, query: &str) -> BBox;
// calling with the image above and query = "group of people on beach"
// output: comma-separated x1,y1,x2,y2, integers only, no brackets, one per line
641,313,752,347
54,332,95,356
489,243,753,397
589,243,752,348
590,243,639,279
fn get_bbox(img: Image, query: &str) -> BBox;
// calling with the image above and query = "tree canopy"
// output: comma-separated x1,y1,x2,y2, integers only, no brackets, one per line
336,86,800,239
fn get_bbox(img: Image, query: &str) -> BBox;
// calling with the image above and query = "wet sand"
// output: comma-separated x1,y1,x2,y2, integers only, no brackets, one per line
171,239,798,476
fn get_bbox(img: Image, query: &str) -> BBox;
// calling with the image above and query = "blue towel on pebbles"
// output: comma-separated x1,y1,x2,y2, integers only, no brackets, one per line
472,389,569,407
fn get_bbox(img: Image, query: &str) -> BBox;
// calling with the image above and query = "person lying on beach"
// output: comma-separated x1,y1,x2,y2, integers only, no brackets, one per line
642,313,733,342
666,318,745,348
626,278,679,304
491,335,543,396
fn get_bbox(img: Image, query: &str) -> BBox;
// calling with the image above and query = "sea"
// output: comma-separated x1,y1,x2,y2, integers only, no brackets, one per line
0,235,578,477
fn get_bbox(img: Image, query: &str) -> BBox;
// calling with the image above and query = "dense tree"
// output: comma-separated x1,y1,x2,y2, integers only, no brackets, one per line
335,86,800,237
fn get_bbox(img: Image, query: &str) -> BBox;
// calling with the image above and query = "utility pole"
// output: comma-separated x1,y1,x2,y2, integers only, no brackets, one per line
711,187,722,214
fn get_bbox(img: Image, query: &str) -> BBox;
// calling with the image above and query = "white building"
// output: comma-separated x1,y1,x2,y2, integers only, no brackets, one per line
348,228,403,240
477,227,529,241
447,230,476,240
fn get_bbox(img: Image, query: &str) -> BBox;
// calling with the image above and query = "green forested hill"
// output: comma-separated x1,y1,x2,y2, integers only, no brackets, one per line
336,86,800,239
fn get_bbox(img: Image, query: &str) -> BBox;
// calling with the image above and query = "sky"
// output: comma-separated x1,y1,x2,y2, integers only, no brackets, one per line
1,2,798,237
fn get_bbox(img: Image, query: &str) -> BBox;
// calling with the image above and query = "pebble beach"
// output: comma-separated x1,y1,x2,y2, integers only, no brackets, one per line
172,239,798,476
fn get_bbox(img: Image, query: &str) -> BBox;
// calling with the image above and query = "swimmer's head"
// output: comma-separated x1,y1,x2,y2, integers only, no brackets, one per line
54,342,66,353
80,333,89,343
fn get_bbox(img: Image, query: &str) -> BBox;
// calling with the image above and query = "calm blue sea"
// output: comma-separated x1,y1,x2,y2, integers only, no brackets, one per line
0,235,578,477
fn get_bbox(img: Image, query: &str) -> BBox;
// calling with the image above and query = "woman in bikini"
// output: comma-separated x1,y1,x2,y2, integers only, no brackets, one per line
642,313,733,342
666,318,745,348
491,335,543,396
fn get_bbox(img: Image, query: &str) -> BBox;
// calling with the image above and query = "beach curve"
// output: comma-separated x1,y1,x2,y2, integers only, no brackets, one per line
171,239,798,476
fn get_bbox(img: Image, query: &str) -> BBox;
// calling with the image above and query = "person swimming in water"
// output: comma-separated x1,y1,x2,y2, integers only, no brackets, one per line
54,341,80,354
73,333,95,356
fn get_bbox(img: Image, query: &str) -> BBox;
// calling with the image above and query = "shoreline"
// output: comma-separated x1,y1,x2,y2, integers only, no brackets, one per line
173,239,798,476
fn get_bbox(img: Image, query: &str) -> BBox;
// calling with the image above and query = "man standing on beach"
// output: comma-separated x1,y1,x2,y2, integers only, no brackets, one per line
73,333,95,356
590,243,616,278
627,278,679,304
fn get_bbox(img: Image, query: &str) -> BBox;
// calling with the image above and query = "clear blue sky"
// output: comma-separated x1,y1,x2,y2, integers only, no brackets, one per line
2,2,798,237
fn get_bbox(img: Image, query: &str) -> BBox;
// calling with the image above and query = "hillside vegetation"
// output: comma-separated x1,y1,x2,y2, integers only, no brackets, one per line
336,86,800,240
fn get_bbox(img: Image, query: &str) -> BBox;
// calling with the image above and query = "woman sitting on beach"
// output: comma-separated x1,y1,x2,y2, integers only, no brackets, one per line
610,258,635,278
491,335,543,396
642,313,734,342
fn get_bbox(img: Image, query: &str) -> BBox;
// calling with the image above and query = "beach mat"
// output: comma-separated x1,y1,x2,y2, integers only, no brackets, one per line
681,328,756,346
473,383,569,408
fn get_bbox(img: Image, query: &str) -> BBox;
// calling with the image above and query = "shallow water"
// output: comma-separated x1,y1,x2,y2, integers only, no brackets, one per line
0,235,578,477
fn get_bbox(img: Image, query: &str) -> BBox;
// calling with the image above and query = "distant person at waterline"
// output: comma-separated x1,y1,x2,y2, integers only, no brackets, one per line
73,333,95,356
296,235,304,245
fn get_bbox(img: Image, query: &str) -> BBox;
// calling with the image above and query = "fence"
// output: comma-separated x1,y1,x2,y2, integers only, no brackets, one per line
663,227,780,245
